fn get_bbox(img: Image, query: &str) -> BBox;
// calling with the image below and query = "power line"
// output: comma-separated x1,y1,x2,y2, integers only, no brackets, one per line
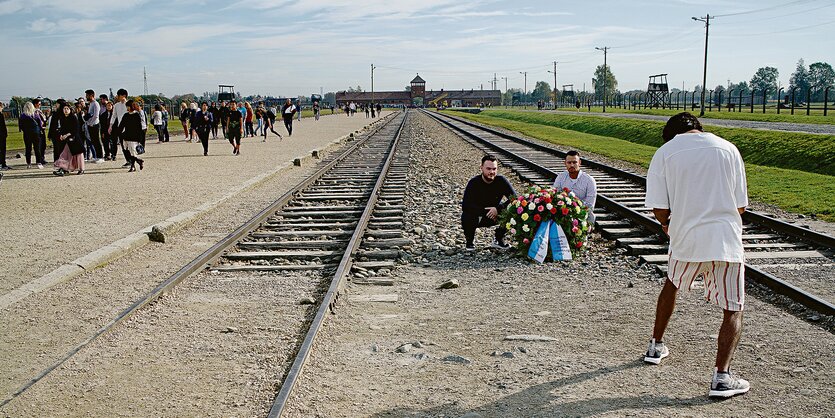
713,0,815,18
712,17,835,37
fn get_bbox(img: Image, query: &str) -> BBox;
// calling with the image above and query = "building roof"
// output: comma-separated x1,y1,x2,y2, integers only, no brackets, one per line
335,91,411,102
410,74,426,84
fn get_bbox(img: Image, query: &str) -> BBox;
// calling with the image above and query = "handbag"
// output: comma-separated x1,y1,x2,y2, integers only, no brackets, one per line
136,144,145,155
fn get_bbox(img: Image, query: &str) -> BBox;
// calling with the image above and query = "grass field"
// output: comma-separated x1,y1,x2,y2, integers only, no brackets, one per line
468,110,835,176
443,110,835,222
521,105,835,125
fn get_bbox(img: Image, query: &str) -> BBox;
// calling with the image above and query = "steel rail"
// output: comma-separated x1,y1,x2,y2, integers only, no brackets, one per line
431,110,835,252
0,113,401,409
268,111,409,417
423,109,835,316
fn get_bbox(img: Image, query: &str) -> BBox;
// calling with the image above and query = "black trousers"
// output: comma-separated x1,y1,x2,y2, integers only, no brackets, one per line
461,210,507,245
198,130,210,154
283,117,293,135
88,124,102,159
0,134,6,166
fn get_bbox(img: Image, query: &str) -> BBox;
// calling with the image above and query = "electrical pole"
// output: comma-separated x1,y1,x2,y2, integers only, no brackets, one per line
519,71,527,109
693,14,710,117
143,66,148,96
501,76,508,108
548,61,558,109
371,64,375,108
493,73,498,91
595,47,609,112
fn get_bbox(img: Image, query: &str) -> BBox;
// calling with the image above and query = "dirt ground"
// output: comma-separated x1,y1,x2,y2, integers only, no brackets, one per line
283,111,834,417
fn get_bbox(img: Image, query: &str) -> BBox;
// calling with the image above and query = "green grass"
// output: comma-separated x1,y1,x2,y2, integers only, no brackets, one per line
470,110,835,176
444,110,835,222
544,105,835,124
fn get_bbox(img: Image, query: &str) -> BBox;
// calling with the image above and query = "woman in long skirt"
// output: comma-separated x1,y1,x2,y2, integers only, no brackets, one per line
52,103,85,176
119,99,145,172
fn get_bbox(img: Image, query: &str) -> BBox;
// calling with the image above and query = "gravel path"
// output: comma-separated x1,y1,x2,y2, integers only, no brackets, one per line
0,113,389,296
283,111,834,417
542,109,835,135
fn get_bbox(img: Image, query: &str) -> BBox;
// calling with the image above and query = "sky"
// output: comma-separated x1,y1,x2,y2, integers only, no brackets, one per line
0,0,833,101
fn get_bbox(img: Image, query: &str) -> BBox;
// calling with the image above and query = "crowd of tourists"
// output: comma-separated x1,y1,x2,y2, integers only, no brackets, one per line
0,89,337,176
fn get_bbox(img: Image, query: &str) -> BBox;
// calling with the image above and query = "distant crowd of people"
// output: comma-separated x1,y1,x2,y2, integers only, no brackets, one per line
0,90,337,175
342,102,382,118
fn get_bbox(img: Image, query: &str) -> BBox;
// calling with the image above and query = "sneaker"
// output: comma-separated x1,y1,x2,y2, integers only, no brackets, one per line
709,369,750,398
122,162,131,168
93,159,104,164
0,165,11,171
27,164,32,169
465,243,476,252
643,338,669,365
491,238,510,250
37,164,44,169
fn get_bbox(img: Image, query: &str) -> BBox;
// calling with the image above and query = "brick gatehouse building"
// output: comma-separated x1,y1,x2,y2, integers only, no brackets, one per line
335,74,501,107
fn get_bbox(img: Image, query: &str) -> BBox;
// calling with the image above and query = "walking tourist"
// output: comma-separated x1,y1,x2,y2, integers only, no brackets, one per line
461,155,516,251
51,102,84,176
100,101,115,160
152,104,164,143
161,103,171,142
244,102,254,137
376,103,382,117
32,98,48,165
179,102,191,141
194,101,214,156
296,98,302,121
281,98,296,136
226,101,243,155
209,101,220,139
643,112,750,398
262,106,282,141
254,106,263,136
219,100,229,139
188,102,199,140
19,102,44,168
552,150,597,223
75,99,96,162
0,102,8,170
365,104,370,118
119,99,145,172
370,103,376,118
108,88,131,166
84,90,103,163
313,101,320,121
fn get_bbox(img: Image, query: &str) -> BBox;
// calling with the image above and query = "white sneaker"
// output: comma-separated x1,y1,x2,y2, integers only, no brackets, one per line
93,159,104,164
709,368,750,398
643,338,669,365
37,164,44,169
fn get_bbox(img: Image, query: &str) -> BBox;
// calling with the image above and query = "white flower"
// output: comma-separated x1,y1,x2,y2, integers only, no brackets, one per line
510,218,516,225
522,224,530,232
528,203,535,210
546,203,553,210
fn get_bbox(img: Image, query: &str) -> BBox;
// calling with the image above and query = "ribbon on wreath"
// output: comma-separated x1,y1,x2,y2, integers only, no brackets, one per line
527,220,573,263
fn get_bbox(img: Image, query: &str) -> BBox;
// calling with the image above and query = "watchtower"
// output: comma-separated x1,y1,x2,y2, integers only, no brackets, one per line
646,74,669,108
561,84,576,105
410,74,426,106
218,85,235,102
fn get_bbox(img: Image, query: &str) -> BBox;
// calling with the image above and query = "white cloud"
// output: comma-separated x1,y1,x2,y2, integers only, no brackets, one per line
0,0,145,16
29,18,103,33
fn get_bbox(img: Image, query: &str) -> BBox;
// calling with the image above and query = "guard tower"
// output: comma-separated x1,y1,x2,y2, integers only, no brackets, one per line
646,74,669,108
410,74,426,106
561,84,576,106
218,85,235,101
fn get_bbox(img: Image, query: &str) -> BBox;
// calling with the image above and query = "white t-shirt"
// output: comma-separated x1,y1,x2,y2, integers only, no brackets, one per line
645,132,748,262
552,170,597,223
152,110,163,126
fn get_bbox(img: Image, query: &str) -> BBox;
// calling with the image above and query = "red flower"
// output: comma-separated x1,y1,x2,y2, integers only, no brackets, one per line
561,207,570,216
544,197,552,203
563,187,570,193
550,207,557,214
533,214,541,222
576,241,584,248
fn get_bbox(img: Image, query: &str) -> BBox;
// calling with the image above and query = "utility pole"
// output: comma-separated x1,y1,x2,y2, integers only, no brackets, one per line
501,76,508,108
143,66,148,96
693,14,710,117
519,71,527,109
371,64,375,107
595,47,609,112
493,73,498,91
547,61,558,109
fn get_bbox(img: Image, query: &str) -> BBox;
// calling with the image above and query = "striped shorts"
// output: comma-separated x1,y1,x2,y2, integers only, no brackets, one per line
668,257,745,312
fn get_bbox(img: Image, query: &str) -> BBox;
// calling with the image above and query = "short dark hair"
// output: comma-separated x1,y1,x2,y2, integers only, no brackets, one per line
481,154,498,164
126,99,135,109
566,150,580,158
85,89,94,96
117,88,128,97
663,112,703,142
32,98,41,105
155,104,161,111
99,94,108,100
201,101,208,106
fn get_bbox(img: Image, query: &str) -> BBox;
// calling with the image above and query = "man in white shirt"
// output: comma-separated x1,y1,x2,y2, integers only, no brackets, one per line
552,150,597,224
642,112,750,398
108,88,131,167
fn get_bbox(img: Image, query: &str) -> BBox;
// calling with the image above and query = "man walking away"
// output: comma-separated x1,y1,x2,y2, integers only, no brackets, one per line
461,155,516,251
643,112,750,398
0,102,9,170
84,90,103,163
281,99,296,136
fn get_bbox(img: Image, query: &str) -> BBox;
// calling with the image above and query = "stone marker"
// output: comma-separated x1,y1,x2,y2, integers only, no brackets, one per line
437,279,459,289
503,335,557,342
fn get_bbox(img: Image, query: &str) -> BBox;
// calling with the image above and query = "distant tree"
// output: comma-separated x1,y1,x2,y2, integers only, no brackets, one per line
531,81,552,103
713,84,726,105
808,61,835,101
592,65,618,99
347,85,364,93
750,66,779,98
323,92,336,105
504,88,521,105
790,58,811,100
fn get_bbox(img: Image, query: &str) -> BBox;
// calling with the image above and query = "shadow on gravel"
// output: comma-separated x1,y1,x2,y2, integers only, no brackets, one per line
370,360,715,417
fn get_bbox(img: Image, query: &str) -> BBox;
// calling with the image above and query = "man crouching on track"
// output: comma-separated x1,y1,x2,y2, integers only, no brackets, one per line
643,112,750,398
461,155,516,251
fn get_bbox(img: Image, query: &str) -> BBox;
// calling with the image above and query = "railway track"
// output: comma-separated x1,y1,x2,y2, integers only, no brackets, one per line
424,109,835,317
1,110,411,412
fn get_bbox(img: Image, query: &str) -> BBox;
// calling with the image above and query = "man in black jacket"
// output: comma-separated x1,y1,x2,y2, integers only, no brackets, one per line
461,155,516,251
0,101,9,170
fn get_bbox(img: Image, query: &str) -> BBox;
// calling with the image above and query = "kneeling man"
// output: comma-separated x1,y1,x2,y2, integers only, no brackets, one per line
461,155,516,251
552,150,597,224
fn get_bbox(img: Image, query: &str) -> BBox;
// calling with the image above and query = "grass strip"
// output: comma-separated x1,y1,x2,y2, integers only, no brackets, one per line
476,110,835,176
547,106,835,125
444,110,835,222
